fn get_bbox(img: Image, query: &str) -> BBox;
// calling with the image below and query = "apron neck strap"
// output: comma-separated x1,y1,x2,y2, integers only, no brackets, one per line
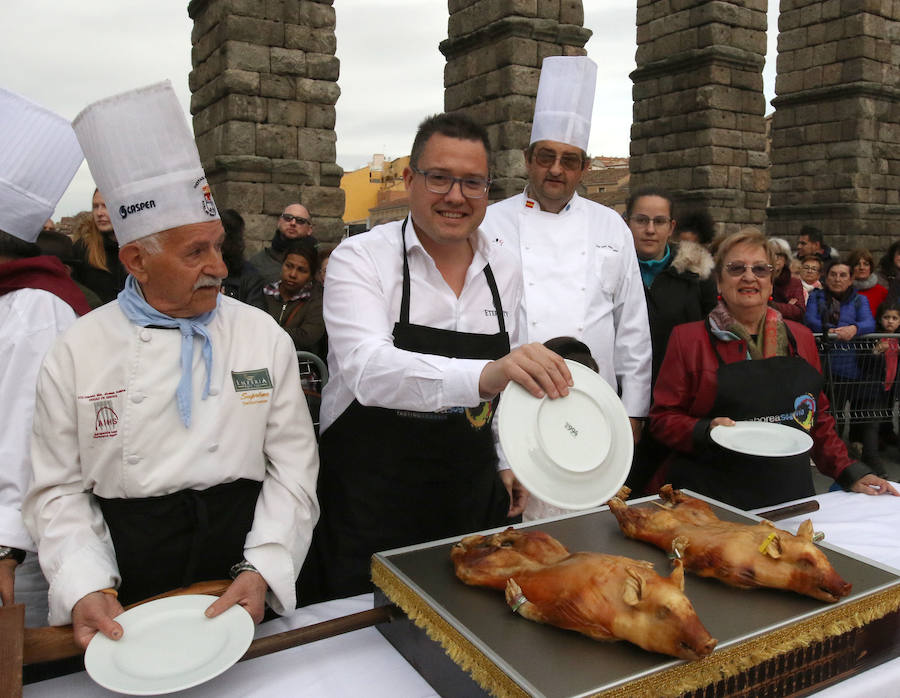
399,217,506,334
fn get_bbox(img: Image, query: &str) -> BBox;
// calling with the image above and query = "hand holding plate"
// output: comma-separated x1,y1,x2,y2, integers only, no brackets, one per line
73,590,125,649
710,417,736,429
205,570,267,624
479,343,572,399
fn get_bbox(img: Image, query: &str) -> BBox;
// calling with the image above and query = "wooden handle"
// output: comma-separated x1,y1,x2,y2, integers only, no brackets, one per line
241,604,400,662
23,579,231,665
0,604,24,697
756,500,820,522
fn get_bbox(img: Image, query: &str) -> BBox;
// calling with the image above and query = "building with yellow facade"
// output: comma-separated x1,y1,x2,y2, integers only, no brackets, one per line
341,154,410,230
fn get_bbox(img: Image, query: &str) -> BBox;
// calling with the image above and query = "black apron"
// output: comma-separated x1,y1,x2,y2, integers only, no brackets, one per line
96,478,261,605
306,219,512,602
668,321,823,510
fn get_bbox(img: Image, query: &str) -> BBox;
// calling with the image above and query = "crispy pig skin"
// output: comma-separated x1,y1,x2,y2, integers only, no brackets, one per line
608,485,852,602
452,527,717,660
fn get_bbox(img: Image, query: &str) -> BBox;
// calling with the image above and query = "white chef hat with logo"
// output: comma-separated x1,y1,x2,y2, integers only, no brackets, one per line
529,56,598,152
0,89,83,243
72,80,218,246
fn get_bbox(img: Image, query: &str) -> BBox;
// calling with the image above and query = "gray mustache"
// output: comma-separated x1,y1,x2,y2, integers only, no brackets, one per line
193,275,223,291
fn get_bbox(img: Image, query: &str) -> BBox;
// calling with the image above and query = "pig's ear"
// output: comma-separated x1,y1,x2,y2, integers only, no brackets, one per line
763,535,783,558
623,568,644,606
797,519,814,541
669,559,685,590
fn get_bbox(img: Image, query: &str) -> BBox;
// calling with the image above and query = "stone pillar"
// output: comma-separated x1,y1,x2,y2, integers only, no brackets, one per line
630,0,769,234
187,0,345,248
768,0,900,253
440,0,592,201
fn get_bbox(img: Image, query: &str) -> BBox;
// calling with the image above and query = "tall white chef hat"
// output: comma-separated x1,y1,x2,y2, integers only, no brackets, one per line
0,89,83,243
72,80,219,246
529,56,598,152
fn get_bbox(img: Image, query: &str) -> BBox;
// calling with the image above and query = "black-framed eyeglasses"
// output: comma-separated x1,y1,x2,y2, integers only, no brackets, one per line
800,264,821,272
531,149,584,171
280,213,311,225
411,168,491,199
724,262,774,278
627,215,672,228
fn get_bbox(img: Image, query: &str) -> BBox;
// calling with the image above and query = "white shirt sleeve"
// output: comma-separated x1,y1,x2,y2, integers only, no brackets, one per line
323,238,489,416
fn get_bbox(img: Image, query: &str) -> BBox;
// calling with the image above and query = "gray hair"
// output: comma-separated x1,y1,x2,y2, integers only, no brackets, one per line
767,237,793,263
132,230,168,256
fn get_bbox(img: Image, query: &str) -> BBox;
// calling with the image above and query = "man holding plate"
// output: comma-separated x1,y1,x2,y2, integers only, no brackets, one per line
483,56,652,520
23,82,320,648
304,113,572,602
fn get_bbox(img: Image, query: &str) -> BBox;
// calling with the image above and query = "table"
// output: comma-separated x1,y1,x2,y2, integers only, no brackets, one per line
25,489,900,697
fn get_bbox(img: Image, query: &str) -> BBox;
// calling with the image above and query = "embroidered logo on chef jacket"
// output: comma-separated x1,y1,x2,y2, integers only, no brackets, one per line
77,389,125,439
232,368,273,406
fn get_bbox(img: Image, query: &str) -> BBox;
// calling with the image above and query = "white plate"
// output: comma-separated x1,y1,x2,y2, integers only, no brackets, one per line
710,421,814,457
85,594,254,695
496,359,633,510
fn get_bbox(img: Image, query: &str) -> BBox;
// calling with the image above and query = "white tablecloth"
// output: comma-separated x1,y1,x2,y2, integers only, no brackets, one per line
26,490,900,697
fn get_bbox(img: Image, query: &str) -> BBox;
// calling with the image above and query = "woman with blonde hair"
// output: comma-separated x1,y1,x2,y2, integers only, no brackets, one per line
72,189,127,304
649,229,896,509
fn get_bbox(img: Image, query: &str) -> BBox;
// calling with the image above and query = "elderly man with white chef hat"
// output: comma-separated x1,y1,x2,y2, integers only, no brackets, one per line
482,56,652,521
23,81,319,648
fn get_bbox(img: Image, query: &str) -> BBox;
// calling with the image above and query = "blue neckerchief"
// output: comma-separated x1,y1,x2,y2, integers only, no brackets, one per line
117,275,217,428
638,245,671,287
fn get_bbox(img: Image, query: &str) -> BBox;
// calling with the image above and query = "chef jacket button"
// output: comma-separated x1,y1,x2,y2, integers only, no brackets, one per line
208,387,219,396
578,326,584,331
127,455,140,465
140,329,151,342
208,443,219,453
531,321,537,326
131,392,144,403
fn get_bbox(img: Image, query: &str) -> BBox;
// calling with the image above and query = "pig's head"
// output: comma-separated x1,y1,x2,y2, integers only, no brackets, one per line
616,560,717,660
756,520,852,602
451,527,570,590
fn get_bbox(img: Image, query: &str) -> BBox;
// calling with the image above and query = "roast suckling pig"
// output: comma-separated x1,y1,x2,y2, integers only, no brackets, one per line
452,528,717,660
608,485,851,602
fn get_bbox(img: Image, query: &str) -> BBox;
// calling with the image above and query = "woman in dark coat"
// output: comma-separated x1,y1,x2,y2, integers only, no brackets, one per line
768,238,806,322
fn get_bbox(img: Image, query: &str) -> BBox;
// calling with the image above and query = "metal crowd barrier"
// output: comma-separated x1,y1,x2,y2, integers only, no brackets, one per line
297,350,328,435
814,333,900,434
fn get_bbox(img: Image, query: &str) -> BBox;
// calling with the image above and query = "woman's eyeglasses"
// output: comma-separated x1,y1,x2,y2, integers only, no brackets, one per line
724,262,774,278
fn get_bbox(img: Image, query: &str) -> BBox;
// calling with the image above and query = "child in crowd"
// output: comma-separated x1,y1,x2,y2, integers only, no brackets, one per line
862,300,900,474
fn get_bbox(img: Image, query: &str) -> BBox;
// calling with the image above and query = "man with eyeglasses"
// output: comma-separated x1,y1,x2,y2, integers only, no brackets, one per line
483,56,651,520
248,203,318,284
300,112,572,602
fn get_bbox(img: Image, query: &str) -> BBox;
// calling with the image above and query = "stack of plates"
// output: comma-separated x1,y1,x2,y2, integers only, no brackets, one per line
497,360,633,510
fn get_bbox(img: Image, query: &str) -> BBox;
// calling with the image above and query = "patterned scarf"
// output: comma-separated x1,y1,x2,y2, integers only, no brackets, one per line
263,279,313,302
117,275,217,428
709,299,788,359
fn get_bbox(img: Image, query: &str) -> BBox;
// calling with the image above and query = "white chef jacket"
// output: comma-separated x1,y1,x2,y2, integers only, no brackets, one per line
319,216,525,433
23,295,319,624
1,289,75,627
482,191,651,418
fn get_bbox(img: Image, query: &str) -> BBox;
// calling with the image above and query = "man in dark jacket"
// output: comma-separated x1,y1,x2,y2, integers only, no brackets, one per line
248,203,318,284
624,186,717,492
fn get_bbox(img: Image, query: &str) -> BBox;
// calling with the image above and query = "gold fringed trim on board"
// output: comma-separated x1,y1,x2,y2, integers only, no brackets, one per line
371,558,528,698
374,553,900,698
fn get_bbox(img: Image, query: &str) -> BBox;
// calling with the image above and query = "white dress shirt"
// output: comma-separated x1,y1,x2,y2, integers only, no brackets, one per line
482,191,651,418
319,216,524,433
24,296,319,623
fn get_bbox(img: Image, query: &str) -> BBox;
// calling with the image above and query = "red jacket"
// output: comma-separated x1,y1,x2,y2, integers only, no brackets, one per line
649,319,864,486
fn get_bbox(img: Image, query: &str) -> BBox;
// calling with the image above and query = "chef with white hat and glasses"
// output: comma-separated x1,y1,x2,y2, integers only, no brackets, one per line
0,88,87,627
483,56,652,521
23,81,319,648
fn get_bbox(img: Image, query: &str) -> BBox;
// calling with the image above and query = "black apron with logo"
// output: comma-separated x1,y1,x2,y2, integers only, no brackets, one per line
96,478,262,606
306,219,512,601
667,321,823,510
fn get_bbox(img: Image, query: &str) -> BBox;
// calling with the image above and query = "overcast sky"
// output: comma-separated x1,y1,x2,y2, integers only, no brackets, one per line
1,1,778,219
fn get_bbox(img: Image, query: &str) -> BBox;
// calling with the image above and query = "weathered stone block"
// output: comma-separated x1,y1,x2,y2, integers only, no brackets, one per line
298,0,336,29
320,162,344,187
270,47,306,75
264,183,303,215
260,74,295,99
537,0,560,20
306,54,340,80
297,127,336,162
257,123,298,158
306,104,336,129
268,99,307,126
301,185,345,218
222,40,270,72
559,0,583,25
271,159,317,185
285,25,337,54
214,180,265,212
295,77,341,105
221,14,283,46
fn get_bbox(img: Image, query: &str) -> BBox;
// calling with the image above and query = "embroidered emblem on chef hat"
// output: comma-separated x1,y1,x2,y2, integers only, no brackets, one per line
0,89,83,243
72,80,219,246
529,56,598,152
792,393,816,431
